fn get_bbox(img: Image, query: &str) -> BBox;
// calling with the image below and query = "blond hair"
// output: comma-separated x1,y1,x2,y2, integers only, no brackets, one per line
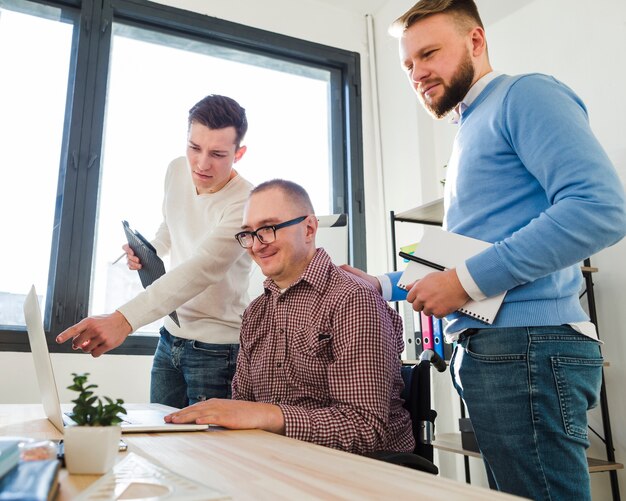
389,0,484,37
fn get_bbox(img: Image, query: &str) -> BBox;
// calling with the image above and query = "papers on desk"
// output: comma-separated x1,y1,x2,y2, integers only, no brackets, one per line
74,452,229,500
398,226,506,325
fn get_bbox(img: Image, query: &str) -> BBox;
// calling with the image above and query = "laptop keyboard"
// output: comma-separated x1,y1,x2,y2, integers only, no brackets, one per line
64,411,133,425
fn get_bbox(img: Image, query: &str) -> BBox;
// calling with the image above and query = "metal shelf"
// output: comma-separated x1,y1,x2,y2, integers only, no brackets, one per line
433,433,624,473
394,198,444,226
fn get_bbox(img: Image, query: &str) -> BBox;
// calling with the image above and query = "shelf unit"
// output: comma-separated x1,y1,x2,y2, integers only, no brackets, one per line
433,433,624,474
390,198,623,500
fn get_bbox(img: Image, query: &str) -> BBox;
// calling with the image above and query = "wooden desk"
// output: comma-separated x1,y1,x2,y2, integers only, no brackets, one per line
0,404,521,500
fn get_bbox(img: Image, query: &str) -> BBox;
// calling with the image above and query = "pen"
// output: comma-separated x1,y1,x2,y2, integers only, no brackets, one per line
398,251,446,271
112,252,126,265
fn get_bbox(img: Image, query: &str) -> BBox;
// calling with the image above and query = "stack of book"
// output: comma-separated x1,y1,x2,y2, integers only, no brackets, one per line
0,439,60,501
0,440,20,480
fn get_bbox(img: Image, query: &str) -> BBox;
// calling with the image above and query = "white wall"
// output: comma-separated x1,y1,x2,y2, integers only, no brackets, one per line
372,0,626,496
2,352,152,404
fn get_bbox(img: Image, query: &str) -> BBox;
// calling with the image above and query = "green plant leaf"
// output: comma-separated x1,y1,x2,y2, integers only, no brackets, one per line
66,372,126,426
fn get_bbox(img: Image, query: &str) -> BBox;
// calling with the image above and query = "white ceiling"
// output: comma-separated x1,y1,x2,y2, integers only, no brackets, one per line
476,0,536,26
312,0,536,25
313,0,388,15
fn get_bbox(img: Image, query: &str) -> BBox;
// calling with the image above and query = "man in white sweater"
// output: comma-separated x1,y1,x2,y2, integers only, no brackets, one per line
56,95,254,408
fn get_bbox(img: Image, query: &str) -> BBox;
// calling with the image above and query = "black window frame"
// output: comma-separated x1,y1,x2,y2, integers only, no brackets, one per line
0,0,365,355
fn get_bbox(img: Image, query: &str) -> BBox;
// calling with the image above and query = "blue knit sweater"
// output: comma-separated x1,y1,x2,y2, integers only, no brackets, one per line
389,74,626,333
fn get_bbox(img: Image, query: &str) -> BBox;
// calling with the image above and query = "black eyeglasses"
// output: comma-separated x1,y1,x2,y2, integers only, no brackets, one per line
235,215,308,248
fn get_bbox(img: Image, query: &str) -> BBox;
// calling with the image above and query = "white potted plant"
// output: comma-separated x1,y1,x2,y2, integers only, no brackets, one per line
63,372,127,474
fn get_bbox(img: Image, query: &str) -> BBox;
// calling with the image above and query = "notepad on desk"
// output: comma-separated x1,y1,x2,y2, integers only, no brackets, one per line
398,226,506,325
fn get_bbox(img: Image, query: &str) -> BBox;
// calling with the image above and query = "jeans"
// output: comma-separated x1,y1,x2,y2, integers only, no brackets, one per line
450,326,603,501
150,327,239,409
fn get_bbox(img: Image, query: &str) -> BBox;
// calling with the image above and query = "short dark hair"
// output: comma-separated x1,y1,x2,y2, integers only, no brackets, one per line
188,94,248,147
389,0,484,37
250,179,315,215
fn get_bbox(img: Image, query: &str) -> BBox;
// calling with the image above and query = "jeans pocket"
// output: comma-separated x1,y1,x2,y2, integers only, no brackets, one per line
463,330,526,362
551,356,603,440
191,341,231,358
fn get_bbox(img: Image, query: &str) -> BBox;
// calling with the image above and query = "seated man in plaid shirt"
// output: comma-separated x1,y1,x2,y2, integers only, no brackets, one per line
166,179,414,455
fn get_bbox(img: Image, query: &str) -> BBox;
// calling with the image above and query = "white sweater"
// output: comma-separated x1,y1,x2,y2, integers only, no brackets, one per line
117,156,253,344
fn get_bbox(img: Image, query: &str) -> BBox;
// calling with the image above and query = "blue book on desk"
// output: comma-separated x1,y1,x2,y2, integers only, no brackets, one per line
0,459,60,501
0,440,19,481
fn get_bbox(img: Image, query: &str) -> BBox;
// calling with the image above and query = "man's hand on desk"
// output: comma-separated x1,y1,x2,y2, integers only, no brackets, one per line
165,399,286,435
406,269,470,317
55,310,133,357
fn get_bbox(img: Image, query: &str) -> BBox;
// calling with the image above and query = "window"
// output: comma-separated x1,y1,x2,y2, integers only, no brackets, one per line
93,24,334,334
0,1,75,328
0,0,364,353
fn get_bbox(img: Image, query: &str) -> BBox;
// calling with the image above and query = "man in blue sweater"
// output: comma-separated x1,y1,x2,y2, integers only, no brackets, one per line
343,0,626,499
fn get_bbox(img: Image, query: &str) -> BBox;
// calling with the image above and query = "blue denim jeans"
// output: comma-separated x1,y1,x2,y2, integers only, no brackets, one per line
150,327,239,408
450,326,603,501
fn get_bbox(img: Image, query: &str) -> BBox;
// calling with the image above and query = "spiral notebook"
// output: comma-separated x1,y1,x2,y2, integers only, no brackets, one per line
398,226,506,324
123,220,179,327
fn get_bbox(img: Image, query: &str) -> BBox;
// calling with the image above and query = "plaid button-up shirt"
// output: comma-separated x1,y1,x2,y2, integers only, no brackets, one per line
233,249,414,455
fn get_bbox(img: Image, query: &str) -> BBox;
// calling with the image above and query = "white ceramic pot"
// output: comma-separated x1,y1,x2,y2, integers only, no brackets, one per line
64,425,122,474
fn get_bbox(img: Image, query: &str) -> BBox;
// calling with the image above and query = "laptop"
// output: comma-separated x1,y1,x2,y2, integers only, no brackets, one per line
24,285,208,433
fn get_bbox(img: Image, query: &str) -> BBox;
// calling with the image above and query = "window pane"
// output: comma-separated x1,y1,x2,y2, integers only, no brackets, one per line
0,1,73,326
91,24,333,333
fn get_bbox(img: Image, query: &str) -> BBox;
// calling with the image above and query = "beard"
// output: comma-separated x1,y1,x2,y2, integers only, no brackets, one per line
420,50,475,119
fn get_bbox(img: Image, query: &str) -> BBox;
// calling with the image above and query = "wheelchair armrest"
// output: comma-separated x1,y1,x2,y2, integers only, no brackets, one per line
365,450,439,475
